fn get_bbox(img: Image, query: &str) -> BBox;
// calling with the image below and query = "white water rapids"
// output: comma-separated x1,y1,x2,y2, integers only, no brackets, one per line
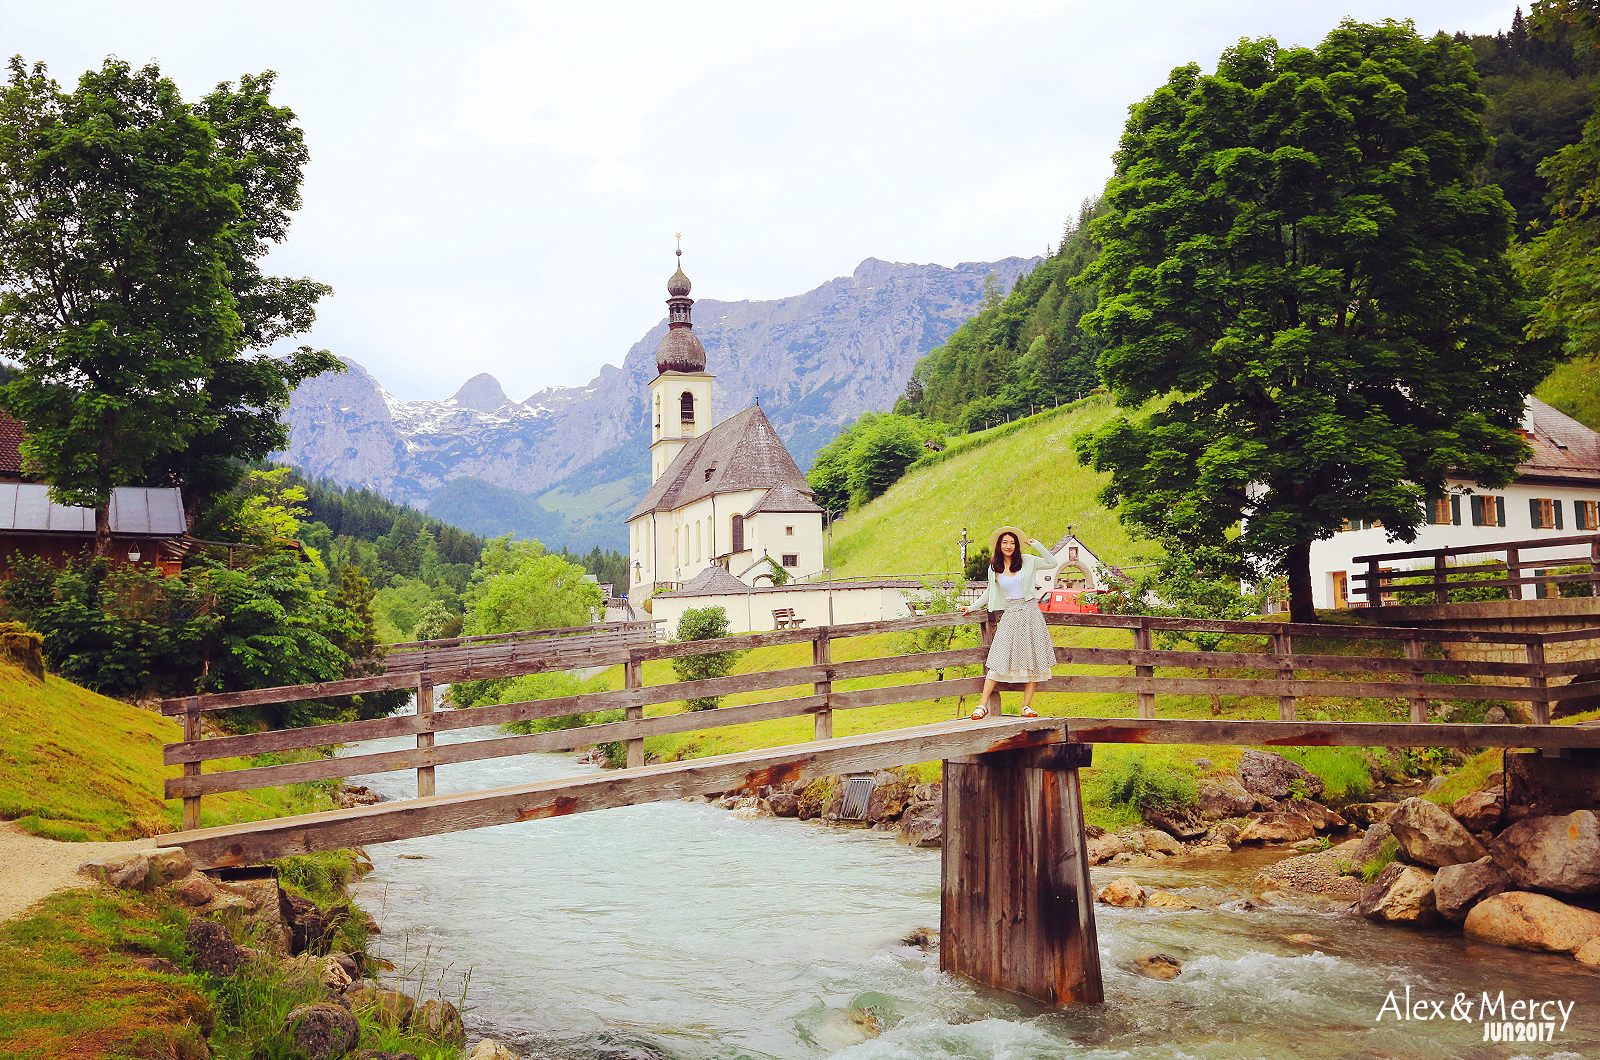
341,722,1600,1060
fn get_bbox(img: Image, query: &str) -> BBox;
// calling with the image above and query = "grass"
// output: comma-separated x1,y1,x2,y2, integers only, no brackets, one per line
0,660,336,841
823,396,1157,580
0,888,210,1060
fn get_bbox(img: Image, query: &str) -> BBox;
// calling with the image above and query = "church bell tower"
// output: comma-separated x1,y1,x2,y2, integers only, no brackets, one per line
649,239,714,483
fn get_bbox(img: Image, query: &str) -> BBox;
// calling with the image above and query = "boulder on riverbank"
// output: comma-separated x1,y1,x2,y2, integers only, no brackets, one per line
1359,864,1439,925
1239,750,1323,801
281,1002,360,1060
1236,812,1314,844
1463,891,1600,954
1434,857,1510,921
1097,877,1146,907
1489,810,1600,896
1197,776,1258,819
1451,787,1504,832
1387,798,1486,868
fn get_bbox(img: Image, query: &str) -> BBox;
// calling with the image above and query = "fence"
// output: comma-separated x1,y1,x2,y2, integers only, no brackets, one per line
1351,532,1600,605
159,610,1600,831
375,620,662,675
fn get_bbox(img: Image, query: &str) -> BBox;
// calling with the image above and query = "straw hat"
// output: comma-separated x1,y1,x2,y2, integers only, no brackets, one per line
989,525,1030,554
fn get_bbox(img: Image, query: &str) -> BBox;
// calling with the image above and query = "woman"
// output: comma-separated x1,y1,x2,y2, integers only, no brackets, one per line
960,526,1060,720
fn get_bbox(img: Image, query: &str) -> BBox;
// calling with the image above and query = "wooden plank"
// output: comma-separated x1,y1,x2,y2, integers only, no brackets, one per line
1361,571,1600,594
158,716,1072,867
416,674,435,797
1352,532,1600,563
1049,645,1543,679
1036,611,1543,645
182,699,202,831
1133,622,1155,720
813,628,833,742
1061,718,1600,749
1532,627,1600,648
165,692,834,799
1275,633,1295,723
384,620,660,653
1403,639,1428,724
625,652,644,769
1528,641,1550,726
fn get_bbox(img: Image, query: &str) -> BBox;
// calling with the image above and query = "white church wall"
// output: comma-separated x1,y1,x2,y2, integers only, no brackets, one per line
650,583,915,634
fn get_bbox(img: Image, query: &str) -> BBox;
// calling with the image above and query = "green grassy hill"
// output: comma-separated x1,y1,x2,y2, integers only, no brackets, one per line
1534,353,1600,430
0,663,333,841
826,395,1154,579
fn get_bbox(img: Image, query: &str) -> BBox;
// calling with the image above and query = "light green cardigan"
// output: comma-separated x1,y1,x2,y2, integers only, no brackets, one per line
969,539,1061,613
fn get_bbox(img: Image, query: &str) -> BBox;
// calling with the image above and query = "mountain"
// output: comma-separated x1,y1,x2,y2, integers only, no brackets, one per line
282,255,1040,549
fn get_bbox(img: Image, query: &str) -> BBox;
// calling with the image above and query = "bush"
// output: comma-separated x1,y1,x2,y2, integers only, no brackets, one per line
1093,755,1197,815
671,607,746,710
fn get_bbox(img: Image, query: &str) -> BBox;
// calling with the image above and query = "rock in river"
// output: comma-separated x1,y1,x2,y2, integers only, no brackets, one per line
1464,891,1600,954
1239,749,1323,801
1236,813,1314,844
1434,857,1510,922
1130,953,1183,980
1097,877,1146,907
1359,864,1439,925
1197,776,1258,819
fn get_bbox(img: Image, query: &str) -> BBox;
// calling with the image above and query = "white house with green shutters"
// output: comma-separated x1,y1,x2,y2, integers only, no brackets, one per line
1312,397,1600,609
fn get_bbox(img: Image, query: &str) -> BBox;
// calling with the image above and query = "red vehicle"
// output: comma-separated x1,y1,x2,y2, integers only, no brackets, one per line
1039,587,1104,614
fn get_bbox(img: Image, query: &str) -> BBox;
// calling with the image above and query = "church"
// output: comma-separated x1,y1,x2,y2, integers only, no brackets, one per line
626,250,825,594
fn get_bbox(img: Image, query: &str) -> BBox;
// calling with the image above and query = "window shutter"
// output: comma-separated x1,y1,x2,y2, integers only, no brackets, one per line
1470,496,1484,526
1531,498,1542,528
1451,495,1461,525
1496,496,1507,527
1556,500,1565,530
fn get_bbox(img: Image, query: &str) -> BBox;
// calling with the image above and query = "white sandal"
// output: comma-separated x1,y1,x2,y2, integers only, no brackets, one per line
1020,706,1040,718
970,703,990,720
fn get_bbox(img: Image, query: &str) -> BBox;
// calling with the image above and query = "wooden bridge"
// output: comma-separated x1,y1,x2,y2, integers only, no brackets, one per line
156,608,1600,1008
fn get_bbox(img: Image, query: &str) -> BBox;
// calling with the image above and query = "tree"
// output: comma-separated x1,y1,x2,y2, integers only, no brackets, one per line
1075,22,1555,622
0,58,338,549
670,606,746,711
846,416,924,505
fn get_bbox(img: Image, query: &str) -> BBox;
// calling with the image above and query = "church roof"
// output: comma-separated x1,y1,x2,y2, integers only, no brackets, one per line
668,564,751,596
745,483,823,517
627,404,815,520
656,327,705,373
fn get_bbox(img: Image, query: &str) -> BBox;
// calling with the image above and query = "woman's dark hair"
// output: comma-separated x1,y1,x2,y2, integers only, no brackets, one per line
990,533,1022,574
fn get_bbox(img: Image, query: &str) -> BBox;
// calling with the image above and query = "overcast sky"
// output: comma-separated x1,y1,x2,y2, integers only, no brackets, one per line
6,1,1524,402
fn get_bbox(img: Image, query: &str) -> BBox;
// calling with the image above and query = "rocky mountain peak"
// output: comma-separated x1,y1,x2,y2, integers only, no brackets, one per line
450,373,516,414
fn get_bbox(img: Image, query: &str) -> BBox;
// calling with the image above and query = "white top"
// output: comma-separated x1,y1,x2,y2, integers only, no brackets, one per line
997,569,1026,599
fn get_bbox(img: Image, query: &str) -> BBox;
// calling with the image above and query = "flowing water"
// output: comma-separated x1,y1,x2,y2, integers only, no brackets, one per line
342,721,1600,1060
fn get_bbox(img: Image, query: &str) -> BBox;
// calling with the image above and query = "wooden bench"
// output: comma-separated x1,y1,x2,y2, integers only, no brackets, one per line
773,608,806,629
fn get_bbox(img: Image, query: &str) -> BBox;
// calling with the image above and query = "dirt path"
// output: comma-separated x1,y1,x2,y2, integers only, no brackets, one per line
0,821,159,922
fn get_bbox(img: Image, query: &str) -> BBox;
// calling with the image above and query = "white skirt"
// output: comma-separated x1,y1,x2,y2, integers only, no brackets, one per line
985,598,1054,682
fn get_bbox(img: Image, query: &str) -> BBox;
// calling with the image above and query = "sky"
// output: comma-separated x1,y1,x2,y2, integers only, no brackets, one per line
4,1,1526,402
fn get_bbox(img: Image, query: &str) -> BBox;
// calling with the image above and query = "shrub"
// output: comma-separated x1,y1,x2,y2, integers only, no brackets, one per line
671,607,746,711
1093,755,1197,815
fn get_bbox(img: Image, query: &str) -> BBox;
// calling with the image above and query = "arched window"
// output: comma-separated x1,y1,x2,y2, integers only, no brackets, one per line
731,514,744,553
680,391,695,429
695,521,702,561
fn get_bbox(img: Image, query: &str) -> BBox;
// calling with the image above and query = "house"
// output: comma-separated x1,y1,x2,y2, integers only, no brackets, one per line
625,250,826,594
0,413,188,575
1313,397,1600,608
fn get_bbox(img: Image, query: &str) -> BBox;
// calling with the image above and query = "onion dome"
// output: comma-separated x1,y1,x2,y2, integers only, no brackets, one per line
656,327,706,373
668,267,691,297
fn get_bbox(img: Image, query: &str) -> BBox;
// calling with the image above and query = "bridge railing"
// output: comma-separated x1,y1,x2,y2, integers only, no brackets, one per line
157,610,1597,830
1350,532,1600,605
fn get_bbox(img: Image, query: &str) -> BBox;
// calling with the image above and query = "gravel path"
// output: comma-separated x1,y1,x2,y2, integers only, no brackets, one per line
0,821,159,922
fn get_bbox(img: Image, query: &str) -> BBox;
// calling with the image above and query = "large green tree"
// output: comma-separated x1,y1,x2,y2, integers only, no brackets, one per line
1075,21,1555,622
0,58,338,550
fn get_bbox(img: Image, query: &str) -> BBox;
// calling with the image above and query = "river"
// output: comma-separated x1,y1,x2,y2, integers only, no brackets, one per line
342,720,1600,1060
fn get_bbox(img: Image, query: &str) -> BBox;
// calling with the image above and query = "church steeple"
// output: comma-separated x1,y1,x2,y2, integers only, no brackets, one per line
656,236,705,373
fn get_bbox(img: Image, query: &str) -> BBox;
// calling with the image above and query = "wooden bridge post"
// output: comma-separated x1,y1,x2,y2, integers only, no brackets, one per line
1434,555,1448,606
1134,619,1156,720
1506,547,1522,601
812,628,833,742
1403,637,1429,724
1527,639,1550,726
1366,559,1381,605
1274,632,1295,722
416,673,435,797
182,697,202,831
625,651,645,768
941,740,1103,1007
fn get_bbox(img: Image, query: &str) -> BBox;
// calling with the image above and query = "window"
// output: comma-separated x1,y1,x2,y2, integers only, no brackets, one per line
695,521,702,561
1340,517,1380,532
680,391,695,427
1580,501,1600,531
781,554,798,568
1427,496,1461,525
731,514,744,553
1470,495,1507,527
785,525,794,536
1530,498,1565,530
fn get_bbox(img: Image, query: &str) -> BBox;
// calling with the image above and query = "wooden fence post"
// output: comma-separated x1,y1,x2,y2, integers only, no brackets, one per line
1591,537,1600,597
942,740,1102,1007
1527,639,1551,726
625,650,645,768
416,673,435,797
1403,638,1429,725
183,696,203,830
1274,632,1296,722
1134,620,1155,720
813,628,833,741
1506,547,1522,601
1434,554,1448,606
1366,559,1381,605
